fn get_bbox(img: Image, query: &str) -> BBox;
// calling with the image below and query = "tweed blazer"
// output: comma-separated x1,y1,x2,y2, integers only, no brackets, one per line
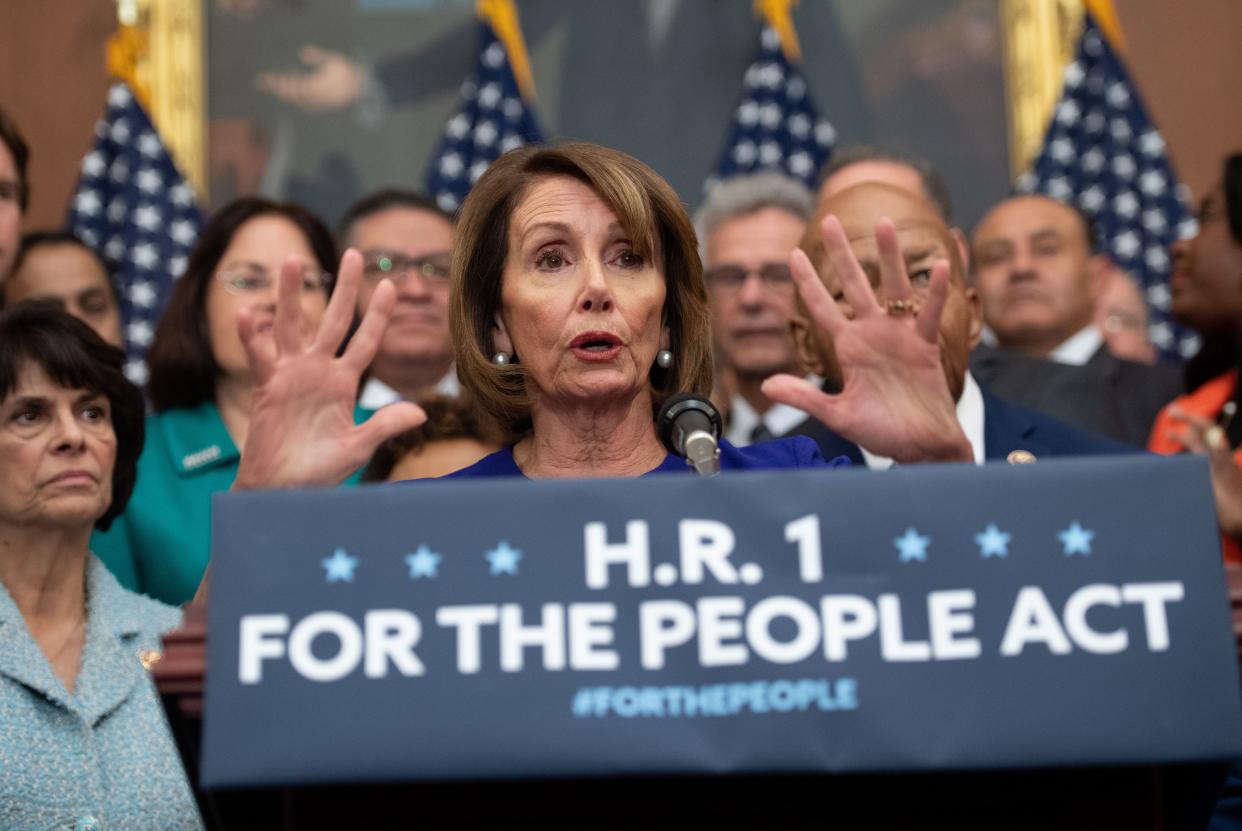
0,556,202,830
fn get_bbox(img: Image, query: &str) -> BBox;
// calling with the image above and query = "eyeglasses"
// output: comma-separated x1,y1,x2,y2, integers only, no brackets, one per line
361,251,452,285
704,262,793,292
215,265,331,296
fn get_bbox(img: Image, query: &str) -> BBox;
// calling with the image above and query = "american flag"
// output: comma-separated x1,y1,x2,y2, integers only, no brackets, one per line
1017,13,1196,360
425,21,544,213
706,25,836,193
66,82,204,385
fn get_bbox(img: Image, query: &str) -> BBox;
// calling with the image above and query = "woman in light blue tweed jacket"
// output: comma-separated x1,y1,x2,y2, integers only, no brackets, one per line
0,302,202,830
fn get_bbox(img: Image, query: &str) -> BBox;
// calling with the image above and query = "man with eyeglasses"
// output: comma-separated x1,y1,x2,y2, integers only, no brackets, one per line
338,189,458,409
695,172,820,445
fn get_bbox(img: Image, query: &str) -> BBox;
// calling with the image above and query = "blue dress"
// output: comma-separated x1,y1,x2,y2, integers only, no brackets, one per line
446,436,846,478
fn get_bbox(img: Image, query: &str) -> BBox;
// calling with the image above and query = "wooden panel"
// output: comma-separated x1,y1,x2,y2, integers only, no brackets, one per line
1117,0,1242,200
0,0,113,229
1,1,1238,224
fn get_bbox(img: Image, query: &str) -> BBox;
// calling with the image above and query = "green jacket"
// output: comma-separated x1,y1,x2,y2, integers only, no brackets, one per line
91,401,370,605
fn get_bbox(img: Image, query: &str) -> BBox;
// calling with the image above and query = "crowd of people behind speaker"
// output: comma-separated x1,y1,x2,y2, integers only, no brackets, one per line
6,96,1242,571
4,95,1242,826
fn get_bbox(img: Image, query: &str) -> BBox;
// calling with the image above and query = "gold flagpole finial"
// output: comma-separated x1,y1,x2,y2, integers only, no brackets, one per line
1084,0,1127,54
107,26,152,110
754,0,802,63
477,0,538,100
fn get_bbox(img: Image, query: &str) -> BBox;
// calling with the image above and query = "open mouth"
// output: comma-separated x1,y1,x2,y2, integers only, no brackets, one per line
569,331,623,361
734,327,785,339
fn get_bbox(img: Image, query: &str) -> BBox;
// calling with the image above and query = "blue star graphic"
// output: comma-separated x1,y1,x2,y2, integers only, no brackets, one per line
894,528,930,563
404,545,442,580
485,541,523,576
322,548,359,583
1058,521,1095,556
975,524,1012,558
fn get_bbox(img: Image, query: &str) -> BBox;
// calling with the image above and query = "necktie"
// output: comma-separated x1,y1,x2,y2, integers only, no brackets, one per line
749,423,774,444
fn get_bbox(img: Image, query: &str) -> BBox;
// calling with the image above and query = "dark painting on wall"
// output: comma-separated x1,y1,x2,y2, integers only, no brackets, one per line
206,0,1008,227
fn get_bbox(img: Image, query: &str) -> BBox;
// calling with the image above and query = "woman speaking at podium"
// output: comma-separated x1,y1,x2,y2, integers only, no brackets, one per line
231,141,972,490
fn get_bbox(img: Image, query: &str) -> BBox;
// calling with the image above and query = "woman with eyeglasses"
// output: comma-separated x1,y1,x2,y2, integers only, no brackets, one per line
90,197,371,605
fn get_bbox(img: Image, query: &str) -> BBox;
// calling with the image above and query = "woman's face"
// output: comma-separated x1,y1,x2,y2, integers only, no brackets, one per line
496,175,668,412
1170,184,1242,334
205,215,329,380
0,364,116,530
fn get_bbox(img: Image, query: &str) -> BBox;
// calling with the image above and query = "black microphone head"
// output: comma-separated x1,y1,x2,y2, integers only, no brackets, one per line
657,393,723,455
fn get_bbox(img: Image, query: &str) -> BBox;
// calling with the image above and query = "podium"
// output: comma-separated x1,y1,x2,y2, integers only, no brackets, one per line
157,458,1242,828
154,602,1224,829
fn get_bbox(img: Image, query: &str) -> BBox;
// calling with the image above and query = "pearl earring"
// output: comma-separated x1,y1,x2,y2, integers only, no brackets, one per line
492,352,511,366
656,349,673,369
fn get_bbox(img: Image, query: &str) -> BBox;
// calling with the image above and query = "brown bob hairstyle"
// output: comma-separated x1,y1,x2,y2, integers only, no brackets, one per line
0,300,145,531
450,141,714,436
146,197,337,413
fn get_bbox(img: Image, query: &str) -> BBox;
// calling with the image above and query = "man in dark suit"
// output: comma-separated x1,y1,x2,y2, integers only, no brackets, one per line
969,341,1179,448
787,182,1134,465
969,194,1181,445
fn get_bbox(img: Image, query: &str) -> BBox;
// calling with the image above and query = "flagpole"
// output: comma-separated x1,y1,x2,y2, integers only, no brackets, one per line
477,0,538,101
754,0,803,63
107,0,206,201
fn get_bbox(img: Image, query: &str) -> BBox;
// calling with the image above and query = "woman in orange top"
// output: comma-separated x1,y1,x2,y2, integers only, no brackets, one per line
1149,153,1242,563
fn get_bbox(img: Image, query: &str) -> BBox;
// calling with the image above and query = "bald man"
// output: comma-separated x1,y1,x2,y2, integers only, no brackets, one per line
968,194,1181,445
787,183,1132,465
972,195,1112,363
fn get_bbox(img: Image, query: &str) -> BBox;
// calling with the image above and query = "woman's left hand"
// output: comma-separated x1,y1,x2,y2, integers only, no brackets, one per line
763,214,972,464
234,249,427,490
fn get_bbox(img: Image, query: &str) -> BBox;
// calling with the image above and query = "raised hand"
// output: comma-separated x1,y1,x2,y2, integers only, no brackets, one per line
763,215,972,464
233,249,426,490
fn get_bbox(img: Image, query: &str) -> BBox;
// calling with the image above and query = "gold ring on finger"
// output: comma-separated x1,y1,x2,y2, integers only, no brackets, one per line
1206,425,1227,452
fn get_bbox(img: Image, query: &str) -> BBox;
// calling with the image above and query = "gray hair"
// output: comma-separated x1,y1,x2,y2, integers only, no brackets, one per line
694,172,815,263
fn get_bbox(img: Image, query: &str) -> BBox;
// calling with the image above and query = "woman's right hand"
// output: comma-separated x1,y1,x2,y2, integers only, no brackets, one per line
1165,404,1242,538
233,249,426,490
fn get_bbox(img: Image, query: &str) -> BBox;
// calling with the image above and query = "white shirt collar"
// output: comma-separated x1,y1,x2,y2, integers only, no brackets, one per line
358,370,460,409
725,374,823,446
1048,325,1103,366
860,371,986,470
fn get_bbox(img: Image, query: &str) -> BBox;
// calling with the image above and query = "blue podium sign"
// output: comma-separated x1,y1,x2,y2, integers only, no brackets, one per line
200,455,1242,788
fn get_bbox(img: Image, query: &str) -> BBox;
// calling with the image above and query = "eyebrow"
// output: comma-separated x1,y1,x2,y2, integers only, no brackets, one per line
7,390,103,408
519,220,628,242
219,259,316,273
901,245,941,263
219,259,270,271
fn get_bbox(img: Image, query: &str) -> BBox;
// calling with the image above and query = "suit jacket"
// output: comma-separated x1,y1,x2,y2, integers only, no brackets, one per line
969,344,1182,447
787,382,1136,465
0,557,202,830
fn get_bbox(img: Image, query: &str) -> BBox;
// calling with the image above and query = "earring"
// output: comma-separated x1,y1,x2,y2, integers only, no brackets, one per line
656,349,673,369
492,352,511,366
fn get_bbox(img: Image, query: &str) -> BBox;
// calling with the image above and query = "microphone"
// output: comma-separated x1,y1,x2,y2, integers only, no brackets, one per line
657,393,723,477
